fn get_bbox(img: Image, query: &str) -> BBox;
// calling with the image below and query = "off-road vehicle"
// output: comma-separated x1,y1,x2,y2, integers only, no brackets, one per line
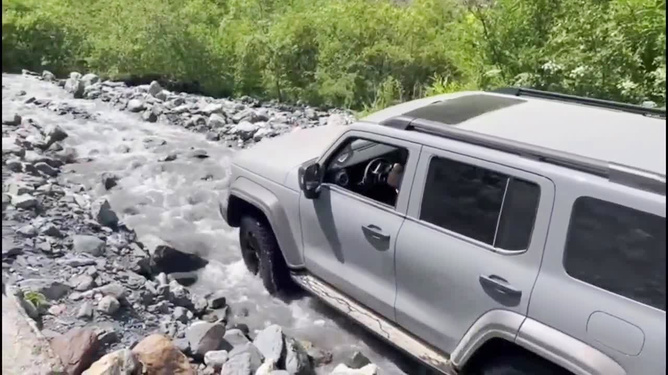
220,88,666,375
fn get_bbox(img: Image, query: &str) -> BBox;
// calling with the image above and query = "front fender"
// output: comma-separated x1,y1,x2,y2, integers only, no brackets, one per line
228,177,303,268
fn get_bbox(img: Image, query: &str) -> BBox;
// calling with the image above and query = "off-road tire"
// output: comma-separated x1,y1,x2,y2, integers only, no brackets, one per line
467,353,570,375
239,215,292,295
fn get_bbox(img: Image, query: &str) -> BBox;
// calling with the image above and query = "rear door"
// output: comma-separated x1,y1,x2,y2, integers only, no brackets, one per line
394,146,555,355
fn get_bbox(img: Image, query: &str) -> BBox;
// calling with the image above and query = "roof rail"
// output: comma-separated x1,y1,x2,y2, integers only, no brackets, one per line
378,116,666,195
492,87,666,118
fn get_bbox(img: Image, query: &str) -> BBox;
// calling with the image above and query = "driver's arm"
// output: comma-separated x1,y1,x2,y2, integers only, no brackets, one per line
387,163,404,191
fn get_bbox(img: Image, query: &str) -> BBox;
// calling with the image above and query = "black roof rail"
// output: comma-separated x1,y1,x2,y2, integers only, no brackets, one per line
491,87,666,118
378,116,666,196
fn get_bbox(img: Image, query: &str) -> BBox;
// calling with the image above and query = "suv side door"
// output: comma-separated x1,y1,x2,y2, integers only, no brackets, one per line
526,180,665,375
394,145,555,355
300,130,421,321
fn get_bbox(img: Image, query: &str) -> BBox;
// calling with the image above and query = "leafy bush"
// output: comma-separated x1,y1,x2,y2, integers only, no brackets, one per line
2,0,665,109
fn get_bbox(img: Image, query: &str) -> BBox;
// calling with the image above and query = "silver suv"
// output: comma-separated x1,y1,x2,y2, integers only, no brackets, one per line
220,88,666,375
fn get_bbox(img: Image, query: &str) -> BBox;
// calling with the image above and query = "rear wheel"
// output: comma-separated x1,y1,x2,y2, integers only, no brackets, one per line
239,215,292,294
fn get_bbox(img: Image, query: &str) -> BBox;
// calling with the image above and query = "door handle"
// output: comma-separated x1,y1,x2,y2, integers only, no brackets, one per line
479,274,522,298
361,224,390,241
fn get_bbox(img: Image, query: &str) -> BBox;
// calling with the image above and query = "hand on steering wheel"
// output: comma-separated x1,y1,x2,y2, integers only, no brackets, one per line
360,158,392,186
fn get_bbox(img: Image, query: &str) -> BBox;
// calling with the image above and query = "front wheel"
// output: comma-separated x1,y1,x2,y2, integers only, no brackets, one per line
239,215,292,295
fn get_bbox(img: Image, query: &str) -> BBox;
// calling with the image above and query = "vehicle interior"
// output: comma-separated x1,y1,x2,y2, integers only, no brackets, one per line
323,138,409,207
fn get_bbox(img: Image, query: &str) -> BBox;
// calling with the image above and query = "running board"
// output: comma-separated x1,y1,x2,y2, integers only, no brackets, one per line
291,273,456,374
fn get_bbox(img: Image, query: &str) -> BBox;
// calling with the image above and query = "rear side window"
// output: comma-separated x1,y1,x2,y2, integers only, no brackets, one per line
419,156,540,250
564,197,666,311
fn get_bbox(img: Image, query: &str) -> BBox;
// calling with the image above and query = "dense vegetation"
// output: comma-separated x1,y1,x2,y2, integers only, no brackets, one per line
3,0,665,111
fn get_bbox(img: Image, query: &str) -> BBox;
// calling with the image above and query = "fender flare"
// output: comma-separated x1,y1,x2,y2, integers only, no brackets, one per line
228,177,303,268
450,310,625,375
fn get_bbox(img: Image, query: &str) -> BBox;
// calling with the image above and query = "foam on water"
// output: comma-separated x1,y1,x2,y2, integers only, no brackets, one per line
2,74,414,374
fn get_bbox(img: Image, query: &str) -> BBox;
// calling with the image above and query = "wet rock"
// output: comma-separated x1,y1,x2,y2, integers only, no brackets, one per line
81,73,100,87
132,334,195,375
91,198,119,229
188,148,209,159
77,302,94,319
51,327,100,375
73,235,106,256
208,291,227,310
12,194,38,209
253,325,284,362
19,278,70,300
141,235,208,273
303,343,332,367
186,321,227,358
283,337,313,375
34,161,59,176
329,364,378,375
227,343,264,374
203,350,228,370
2,112,22,126
95,324,120,345
173,306,194,324
344,352,371,370
168,280,193,308
82,348,141,375
95,282,127,299
42,70,56,81
148,81,163,97
230,121,260,141
101,172,119,190
127,99,145,113
142,107,159,123
65,72,86,98
169,271,198,286
192,296,209,316
98,295,121,315
39,223,63,237
208,113,227,128
6,159,23,172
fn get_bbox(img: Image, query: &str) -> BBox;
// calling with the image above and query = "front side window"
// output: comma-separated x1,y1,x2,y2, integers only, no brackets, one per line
564,197,666,311
419,156,540,250
323,137,409,207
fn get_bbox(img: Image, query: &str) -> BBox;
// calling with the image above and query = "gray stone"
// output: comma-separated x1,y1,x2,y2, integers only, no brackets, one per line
73,235,105,256
77,302,94,319
343,351,371,370
45,124,68,144
201,103,224,115
253,325,284,362
71,274,95,291
208,291,227,309
283,337,313,375
208,113,227,128
34,162,59,176
204,350,228,370
16,224,37,237
228,343,264,373
169,271,198,286
142,108,159,122
230,121,260,141
6,159,22,172
6,182,31,196
40,223,62,237
186,321,227,357
127,99,145,113
169,280,193,308
148,81,163,97
97,295,120,315
59,257,97,267
222,352,253,375
2,112,22,126
95,282,127,299
12,194,38,209
221,329,250,351
91,198,119,229
42,70,56,81
81,73,100,87
64,72,85,98
101,172,119,190
173,306,193,324
20,279,70,300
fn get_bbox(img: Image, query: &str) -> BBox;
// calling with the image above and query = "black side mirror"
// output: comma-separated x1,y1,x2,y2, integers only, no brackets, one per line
299,162,322,199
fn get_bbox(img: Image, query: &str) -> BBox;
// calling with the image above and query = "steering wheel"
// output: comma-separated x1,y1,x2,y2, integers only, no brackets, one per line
360,158,393,186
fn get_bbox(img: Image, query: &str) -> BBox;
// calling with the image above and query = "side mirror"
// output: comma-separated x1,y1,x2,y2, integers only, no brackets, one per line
299,162,322,199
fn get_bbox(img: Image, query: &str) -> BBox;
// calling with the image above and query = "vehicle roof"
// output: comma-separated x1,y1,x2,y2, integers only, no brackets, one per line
362,92,666,175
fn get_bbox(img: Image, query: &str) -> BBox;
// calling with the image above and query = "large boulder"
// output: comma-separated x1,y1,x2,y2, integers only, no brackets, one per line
185,321,226,358
81,73,100,88
132,334,194,375
140,234,208,274
64,72,85,98
82,348,141,375
50,328,100,375
252,325,284,363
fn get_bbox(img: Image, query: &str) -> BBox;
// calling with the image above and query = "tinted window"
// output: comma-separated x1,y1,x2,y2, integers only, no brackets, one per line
564,197,666,311
420,157,540,249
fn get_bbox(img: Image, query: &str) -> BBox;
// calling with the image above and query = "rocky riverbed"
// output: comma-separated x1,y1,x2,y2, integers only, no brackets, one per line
2,71,419,374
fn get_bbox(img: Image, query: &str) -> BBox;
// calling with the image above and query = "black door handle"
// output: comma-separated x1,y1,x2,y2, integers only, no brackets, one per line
479,274,522,298
361,224,390,241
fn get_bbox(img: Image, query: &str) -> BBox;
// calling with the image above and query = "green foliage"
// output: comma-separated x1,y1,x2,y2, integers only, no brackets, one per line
2,0,665,109
23,291,47,308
